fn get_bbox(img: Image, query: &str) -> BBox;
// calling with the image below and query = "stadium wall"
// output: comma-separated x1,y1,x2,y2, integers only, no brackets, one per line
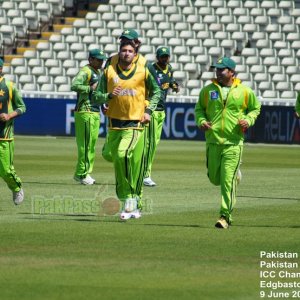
15,96,300,144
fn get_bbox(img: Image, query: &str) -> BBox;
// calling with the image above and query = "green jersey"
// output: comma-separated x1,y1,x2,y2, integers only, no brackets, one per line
152,63,178,111
195,78,261,145
71,65,101,113
0,76,26,140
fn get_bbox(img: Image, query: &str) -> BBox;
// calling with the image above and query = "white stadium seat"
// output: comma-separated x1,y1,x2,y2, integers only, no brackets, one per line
0,0,297,99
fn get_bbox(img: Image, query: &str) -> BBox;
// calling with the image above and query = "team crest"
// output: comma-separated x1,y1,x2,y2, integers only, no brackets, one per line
113,76,119,84
0,89,5,97
210,90,219,100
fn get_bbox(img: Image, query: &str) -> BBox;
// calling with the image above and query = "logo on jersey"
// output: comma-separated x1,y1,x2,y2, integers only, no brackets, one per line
210,90,219,100
119,89,136,96
0,89,5,97
113,76,119,84
161,82,170,90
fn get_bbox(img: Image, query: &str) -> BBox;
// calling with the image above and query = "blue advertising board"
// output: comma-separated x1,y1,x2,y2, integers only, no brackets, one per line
14,98,300,144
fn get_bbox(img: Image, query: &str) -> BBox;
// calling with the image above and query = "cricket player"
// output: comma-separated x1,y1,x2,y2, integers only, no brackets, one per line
101,29,160,163
195,57,261,229
143,46,180,187
0,58,26,204
97,40,161,220
71,49,106,185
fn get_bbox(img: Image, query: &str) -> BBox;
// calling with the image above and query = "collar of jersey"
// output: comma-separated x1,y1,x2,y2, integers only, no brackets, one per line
117,63,137,80
155,63,169,74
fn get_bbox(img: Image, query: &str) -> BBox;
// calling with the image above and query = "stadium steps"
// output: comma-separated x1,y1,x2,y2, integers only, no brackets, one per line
41,32,54,39
3,54,23,64
29,39,49,47
16,47,36,55
53,24,73,32
4,17,83,65
65,17,80,25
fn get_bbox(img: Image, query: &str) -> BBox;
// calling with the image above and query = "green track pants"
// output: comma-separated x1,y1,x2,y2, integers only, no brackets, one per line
108,128,146,202
206,143,242,223
74,112,100,178
102,132,113,162
144,110,165,178
0,140,22,192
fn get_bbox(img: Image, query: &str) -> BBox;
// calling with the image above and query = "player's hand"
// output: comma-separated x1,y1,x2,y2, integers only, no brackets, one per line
141,113,151,124
295,112,300,119
111,86,122,96
238,119,249,129
0,113,10,122
199,121,212,131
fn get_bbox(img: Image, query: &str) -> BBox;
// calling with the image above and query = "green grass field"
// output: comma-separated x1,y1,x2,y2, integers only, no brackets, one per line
0,136,299,300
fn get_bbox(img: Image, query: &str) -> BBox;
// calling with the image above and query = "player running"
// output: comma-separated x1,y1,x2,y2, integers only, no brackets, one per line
143,47,180,187
0,58,26,204
195,57,261,229
71,49,107,185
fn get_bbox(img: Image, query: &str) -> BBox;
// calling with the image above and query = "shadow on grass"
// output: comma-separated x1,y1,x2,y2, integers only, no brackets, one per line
134,223,205,228
239,195,300,201
18,214,300,229
234,224,300,229
19,214,207,228
23,181,115,186
16,211,300,229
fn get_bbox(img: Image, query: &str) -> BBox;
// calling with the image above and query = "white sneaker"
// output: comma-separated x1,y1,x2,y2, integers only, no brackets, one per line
120,211,132,220
13,188,24,205
86,174,96,184
143,177,156,187
131,209,142,219
124,198,137,212
74,175,95,185
236,169,242,184
120,209,141,220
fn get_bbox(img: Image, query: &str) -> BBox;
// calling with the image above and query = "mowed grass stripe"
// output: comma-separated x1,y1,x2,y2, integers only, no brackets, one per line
0,136,299,300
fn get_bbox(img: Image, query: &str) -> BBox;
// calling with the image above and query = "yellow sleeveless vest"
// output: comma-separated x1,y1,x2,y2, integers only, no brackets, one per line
105,57,148,120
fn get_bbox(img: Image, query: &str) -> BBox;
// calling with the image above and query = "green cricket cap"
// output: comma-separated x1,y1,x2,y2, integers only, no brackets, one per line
120,29,139,40
211,57,236,70
156,47,170,57
89,49,106,60
0,58,3,67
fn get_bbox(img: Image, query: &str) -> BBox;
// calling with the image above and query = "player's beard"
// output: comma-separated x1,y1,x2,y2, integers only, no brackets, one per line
119,55,133,69
217,74,232,87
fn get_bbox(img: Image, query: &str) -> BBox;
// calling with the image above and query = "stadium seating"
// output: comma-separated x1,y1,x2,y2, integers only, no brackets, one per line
1,0,299,100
